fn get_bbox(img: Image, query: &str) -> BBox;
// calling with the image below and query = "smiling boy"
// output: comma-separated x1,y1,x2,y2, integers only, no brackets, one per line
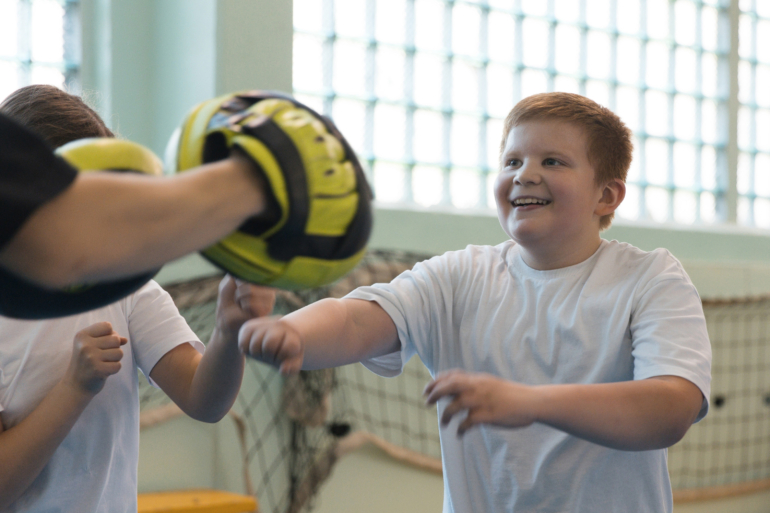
496,117,624,270
237,92,712,512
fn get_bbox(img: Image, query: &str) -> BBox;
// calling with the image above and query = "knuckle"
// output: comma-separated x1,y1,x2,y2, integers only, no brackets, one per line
262,339,278,355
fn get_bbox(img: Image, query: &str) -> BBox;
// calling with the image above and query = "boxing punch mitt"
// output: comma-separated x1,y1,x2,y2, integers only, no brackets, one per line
166,91,373,290
0,138,163,319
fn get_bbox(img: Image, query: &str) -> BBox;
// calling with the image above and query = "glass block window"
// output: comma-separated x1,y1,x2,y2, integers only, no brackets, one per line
613,0,729,225
0,0,81,102
737,0,770,228
293,1,753,228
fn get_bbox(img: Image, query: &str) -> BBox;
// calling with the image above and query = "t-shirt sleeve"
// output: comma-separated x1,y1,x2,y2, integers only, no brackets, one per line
630,256,712,422
0,113,78,250
345,252,460,378
125,280,204,385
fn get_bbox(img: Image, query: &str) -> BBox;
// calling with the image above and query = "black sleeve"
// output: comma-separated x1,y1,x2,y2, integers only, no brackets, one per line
0,113,78,250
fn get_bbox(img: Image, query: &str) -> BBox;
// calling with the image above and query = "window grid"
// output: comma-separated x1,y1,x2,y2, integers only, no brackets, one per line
0,0,80,101
737,0,770,228
294,0,742,226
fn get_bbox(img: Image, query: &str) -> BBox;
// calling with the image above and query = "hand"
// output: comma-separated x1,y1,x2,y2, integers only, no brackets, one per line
64,321,127,395
423,370,540,435
238,317,304,375
215,275,277,341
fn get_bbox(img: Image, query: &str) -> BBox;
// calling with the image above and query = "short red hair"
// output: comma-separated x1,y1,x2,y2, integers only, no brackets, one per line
500,92,633,230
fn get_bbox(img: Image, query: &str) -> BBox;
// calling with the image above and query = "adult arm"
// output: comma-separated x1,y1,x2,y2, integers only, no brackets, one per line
424,371,704,451
0,153,267,288
239,297,400,374
0,323,125,508
150,277,276,422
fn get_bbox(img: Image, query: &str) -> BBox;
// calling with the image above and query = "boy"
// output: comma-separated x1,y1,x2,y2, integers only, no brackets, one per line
238,93,712,512
0,85,277,512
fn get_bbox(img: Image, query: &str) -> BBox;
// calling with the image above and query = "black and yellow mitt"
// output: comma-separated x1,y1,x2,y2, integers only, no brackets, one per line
166,91,373,290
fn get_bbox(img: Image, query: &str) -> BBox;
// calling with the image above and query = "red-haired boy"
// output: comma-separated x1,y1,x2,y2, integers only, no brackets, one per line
239,93,711,512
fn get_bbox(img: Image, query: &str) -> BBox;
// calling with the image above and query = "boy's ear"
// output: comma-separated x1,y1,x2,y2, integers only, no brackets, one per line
595,179,626,217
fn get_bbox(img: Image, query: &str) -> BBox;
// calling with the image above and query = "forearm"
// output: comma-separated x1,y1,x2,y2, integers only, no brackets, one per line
284,298,399,369
533,377,702,451
0,380,92,508
0,155,265,287
185,329,245,423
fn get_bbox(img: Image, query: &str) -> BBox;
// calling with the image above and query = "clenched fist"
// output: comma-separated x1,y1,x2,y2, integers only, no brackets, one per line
64,321,127,395
238,317,304,375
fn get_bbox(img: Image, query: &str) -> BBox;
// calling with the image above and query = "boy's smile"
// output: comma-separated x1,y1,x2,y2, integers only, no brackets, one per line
495,119,624,270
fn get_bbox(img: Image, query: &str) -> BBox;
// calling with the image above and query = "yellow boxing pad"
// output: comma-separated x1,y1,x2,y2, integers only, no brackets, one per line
57,137,164,176
167,91,373,290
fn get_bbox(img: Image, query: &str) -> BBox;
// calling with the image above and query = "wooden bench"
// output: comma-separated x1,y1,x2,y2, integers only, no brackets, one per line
138,490,257,513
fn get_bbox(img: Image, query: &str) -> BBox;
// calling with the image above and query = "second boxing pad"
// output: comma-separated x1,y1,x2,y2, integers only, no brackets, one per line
166,91,373,290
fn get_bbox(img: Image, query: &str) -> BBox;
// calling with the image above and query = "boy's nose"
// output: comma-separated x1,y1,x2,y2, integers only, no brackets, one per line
514,162,541,185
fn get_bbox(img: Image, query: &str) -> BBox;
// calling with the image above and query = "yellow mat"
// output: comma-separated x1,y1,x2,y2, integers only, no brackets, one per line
138,489,257,513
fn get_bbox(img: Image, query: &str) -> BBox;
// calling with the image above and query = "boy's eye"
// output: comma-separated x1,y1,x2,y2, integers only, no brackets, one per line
505,158,521,168
543,158,561,166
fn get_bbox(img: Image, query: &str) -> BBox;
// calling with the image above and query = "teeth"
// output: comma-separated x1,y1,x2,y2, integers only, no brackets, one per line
513,198,549,206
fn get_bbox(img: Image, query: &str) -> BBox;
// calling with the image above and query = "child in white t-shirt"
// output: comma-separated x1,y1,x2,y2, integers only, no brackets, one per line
236,92,712,512
0,85,276,512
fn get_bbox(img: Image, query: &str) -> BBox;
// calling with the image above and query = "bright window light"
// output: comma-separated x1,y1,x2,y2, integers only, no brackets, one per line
293,0,756,229
0,0,80,102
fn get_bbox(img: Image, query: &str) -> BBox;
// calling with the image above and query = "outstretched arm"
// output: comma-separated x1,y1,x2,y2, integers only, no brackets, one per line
0,323,126,508
0,154,266,288
239,298,400,374
424,371,703,451
150,276,276,423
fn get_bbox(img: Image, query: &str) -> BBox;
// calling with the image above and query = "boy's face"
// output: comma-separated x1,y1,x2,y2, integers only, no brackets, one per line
495,119,607,256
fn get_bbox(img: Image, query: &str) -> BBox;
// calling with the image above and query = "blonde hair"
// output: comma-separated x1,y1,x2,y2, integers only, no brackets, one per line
500,92,633,230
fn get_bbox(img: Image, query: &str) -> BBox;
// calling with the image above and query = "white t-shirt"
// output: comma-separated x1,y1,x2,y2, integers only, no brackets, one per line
347,239,712,513
0,280,203,513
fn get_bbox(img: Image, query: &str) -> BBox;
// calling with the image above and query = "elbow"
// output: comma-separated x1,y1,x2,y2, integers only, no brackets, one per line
644,376,703,450
616,422,691,452
657,417,694,449
635,410,696,451
182,402,232,424
613,408,697,452
191,410,228,424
